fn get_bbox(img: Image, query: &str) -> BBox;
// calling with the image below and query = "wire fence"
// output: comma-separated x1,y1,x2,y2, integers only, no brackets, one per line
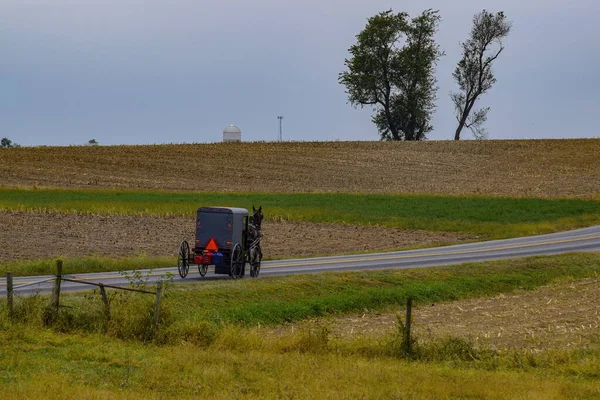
3,260,165,329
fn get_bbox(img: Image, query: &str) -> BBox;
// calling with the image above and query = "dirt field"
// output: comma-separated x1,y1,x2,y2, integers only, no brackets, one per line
283,278,600,351
0,211,475,263
1,139,599,198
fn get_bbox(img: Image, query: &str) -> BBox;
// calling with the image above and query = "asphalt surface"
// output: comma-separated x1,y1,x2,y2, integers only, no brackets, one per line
2,225,600,297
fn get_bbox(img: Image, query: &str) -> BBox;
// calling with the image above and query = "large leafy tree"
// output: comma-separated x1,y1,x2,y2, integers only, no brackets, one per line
451,10,512,140
339,9,443,141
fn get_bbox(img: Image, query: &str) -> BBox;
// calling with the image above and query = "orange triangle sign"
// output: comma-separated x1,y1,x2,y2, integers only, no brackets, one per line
205,238,219,252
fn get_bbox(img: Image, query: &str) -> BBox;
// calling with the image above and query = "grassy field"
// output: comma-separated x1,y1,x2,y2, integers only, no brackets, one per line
2,139,599,398
110,252,600,330
0,330,597,399
0,256,175,277
1,139,599,198
1,328,597,399
1,253,599,398
2,187,599,237
4,253,600,337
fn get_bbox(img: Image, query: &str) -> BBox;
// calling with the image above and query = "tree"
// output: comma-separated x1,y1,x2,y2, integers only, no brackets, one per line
451,10,512,140
1,137,20,148
88,139,99,146
339,9,444,141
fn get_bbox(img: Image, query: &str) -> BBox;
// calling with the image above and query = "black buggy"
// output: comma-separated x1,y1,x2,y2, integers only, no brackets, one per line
177,206,263,279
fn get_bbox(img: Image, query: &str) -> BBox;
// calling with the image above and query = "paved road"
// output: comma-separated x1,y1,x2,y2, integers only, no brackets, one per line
2,225,600,296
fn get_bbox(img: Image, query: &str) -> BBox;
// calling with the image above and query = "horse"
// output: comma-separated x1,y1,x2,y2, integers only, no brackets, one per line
248,205,263,261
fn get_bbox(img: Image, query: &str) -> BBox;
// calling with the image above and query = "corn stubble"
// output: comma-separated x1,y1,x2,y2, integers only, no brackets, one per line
1,139,599,198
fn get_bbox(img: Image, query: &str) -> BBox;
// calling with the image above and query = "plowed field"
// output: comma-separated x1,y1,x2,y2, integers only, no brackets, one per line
0,211,475,263
1,139,599,198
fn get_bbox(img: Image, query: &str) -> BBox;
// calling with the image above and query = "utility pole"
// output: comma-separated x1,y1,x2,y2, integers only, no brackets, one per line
277,116,283,141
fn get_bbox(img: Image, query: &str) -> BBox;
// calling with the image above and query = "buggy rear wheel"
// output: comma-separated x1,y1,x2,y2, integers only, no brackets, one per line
177,241,190,278
198,264,208,277
230,243,243,279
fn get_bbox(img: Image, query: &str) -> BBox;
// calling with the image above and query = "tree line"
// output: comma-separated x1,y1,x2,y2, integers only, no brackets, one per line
0,138,98,148
1,138,20,148
339,9,512,141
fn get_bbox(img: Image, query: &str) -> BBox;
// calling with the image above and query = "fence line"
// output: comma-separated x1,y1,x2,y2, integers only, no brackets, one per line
60,278,157,295
5,260,165,329
49,260,63,314
10,277,55,290
7,272,13,319
404,297,413,356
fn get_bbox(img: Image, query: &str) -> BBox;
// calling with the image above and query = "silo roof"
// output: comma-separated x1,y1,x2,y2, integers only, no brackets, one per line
223,125,241,133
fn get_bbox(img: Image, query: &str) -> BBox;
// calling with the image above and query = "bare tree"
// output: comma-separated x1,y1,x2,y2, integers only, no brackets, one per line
451,10,511,140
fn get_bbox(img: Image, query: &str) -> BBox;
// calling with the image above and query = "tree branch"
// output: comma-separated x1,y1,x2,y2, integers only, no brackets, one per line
483,45,503,71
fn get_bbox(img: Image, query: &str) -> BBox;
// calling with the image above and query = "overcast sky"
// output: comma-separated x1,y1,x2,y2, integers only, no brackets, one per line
1,0,599,146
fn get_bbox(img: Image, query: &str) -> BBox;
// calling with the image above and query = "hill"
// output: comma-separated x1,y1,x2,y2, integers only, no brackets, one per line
1,139,599,198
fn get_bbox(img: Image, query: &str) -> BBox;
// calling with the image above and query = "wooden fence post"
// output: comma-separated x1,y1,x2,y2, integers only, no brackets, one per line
7,272,14,319
404,297,413,356
99,284,110,320
50,260,63,312
153,281,163,330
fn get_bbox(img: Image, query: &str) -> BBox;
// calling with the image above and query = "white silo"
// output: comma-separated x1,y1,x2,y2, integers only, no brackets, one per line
222,125,242,142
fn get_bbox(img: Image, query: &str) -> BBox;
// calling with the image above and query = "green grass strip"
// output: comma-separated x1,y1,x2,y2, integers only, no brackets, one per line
2,187,600,238
0,255,174,277
163,252,600,327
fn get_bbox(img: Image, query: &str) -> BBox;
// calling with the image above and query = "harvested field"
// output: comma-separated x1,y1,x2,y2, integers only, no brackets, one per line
307,277,600,351
0,211,475,263
1,139,599,198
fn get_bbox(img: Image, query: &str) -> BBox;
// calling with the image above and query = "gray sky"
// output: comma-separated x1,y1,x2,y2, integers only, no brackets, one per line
1,0,599,146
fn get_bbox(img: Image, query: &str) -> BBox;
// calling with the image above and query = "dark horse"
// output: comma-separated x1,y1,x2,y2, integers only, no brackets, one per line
248,205,263,261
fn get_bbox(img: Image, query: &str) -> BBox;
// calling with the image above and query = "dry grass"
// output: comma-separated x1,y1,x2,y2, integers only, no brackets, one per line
2,335,597,399
1,275,600,399
2,256,600,398
1,139,599,198
297,277,600,352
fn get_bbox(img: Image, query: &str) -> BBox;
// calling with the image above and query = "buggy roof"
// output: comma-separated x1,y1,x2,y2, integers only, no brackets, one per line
197,206,248,216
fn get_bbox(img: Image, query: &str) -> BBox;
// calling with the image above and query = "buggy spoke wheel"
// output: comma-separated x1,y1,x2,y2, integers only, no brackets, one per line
230,243,242,279
178,241,190,278
198,264,208,277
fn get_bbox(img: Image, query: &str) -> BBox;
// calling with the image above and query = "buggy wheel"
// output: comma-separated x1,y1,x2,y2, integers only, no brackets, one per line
177,241,190,278
250,246,261,278
230,243,243,279
198,264,208,277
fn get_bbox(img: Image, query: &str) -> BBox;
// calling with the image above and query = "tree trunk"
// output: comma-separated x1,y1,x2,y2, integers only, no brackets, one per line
455,99,475,140
406,115,416,141
384,105,401,140
454,120,466,140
